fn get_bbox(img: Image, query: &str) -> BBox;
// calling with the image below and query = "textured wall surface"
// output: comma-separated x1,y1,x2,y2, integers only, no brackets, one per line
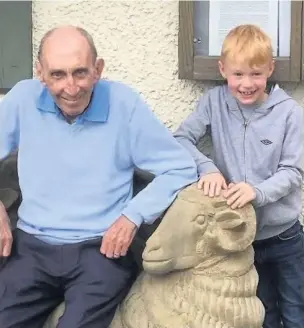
32,0,205,130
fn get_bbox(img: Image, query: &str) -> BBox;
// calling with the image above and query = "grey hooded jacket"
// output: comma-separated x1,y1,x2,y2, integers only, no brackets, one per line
174,84,303,240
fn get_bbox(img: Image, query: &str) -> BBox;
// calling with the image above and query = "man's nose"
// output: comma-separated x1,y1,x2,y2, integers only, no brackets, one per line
64,75,79,96
65,74,77,87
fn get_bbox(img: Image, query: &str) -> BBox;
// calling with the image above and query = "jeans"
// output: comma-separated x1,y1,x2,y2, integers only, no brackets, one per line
253,220,304,328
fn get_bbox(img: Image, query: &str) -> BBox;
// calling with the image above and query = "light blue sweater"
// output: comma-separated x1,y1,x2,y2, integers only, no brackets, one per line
0,79,197,244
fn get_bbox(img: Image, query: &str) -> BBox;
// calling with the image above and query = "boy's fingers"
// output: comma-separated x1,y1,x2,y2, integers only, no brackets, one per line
228,195,242,209
226,190,242,206
222,180,228,189
237,198,246,209
203,181,210,196
215,182,222,196
208,182,216,197
224,184,239,198
197,179,204,189
234,195,248,209
230,201,239,210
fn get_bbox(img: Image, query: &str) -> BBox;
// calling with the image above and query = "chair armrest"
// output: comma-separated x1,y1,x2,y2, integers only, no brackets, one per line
133,168,155,197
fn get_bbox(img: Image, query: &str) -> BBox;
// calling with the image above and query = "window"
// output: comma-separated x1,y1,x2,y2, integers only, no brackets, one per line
178,1,303,82
0,1,32,92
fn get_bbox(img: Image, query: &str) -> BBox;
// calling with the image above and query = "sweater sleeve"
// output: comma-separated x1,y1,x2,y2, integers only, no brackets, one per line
173,93,219,176
121,96,198,226
0,85,20,160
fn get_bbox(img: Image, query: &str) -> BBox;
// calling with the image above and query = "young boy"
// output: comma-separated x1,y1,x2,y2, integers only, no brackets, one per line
174,24,304,328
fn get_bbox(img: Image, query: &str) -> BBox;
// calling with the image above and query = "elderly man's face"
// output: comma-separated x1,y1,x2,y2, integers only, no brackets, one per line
36,37,104,117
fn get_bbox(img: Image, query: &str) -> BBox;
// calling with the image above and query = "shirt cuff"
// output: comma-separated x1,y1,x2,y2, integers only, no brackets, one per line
121,208,144,228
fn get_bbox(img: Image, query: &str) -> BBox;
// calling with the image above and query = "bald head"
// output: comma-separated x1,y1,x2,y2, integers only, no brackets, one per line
38,26,98,63
35,25,104,119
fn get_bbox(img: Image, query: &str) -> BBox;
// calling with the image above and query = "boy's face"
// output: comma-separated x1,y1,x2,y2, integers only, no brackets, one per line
218,59,274,106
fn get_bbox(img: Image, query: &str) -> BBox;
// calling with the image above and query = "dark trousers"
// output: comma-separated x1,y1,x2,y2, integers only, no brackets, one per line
253,220,304,328
0,229,138,328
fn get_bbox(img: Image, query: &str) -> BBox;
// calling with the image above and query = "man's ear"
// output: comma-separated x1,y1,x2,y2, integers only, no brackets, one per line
35,61,44,83
94,58,104,82
218,60,226,79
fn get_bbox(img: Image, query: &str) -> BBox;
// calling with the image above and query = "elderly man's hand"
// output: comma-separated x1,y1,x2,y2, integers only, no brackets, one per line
0,202,13,257
100,215,137,259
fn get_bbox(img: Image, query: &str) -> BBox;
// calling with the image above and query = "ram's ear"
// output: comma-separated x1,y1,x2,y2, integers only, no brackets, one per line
0,188,19,210
213,209,256,252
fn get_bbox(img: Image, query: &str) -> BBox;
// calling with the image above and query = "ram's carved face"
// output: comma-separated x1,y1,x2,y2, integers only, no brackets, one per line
142,184,256,275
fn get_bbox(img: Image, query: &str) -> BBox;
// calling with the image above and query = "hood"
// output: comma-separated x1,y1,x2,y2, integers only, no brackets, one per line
261,85,293,110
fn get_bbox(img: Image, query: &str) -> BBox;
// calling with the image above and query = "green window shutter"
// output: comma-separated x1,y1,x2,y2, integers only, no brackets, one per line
0,1,32,90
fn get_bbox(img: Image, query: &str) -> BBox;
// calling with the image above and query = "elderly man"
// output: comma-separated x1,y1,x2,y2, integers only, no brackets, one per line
0,26,197,328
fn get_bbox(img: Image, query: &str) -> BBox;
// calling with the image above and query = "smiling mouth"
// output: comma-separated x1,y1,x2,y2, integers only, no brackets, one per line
239,90,256,96
61,95,82,103
63,98,79,103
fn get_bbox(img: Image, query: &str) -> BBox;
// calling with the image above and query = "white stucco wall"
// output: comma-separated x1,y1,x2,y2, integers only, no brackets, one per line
32,0,205,130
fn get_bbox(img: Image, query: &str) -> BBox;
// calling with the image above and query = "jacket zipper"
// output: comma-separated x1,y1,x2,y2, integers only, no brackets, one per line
238,108,249,182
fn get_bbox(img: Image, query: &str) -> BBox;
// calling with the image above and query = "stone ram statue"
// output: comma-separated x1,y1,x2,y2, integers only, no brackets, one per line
43,183,265,328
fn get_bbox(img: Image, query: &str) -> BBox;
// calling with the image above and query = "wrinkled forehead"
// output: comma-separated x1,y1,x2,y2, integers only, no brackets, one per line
43,52,92,72
41,38,94,71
